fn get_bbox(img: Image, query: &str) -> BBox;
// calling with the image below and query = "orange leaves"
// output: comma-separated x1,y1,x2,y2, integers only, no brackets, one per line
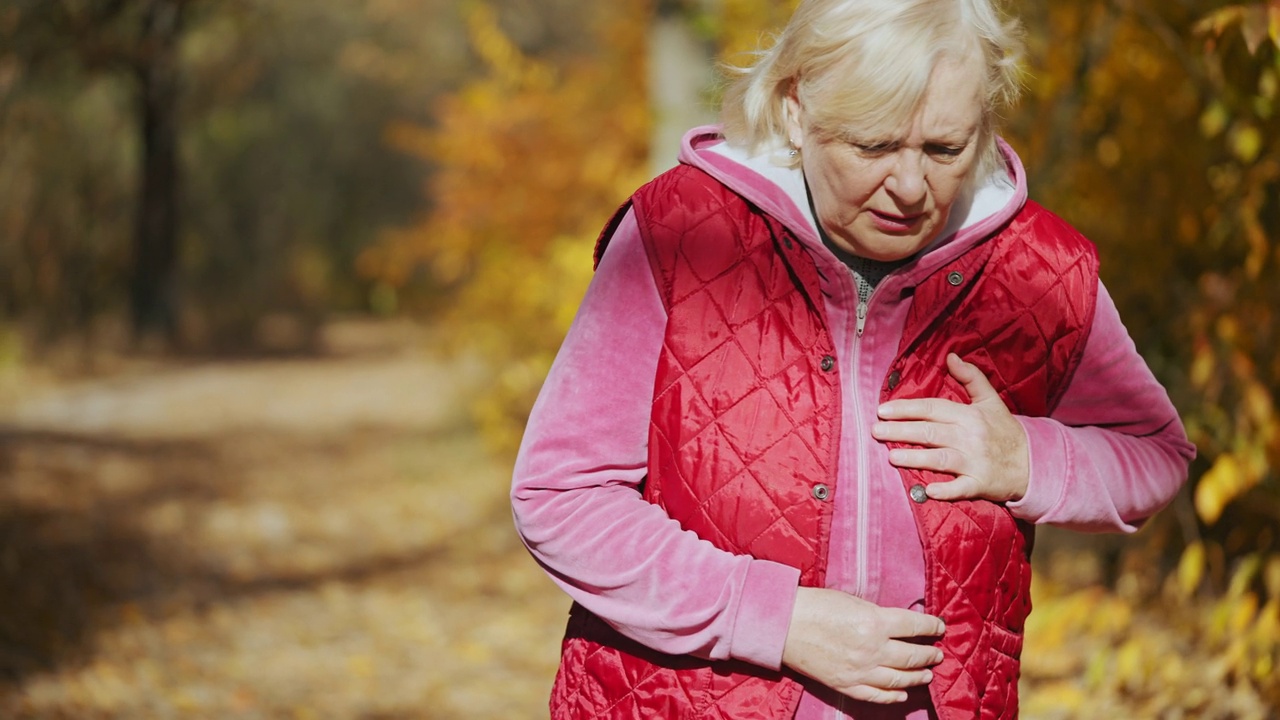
365,1,643,291
362,1,652,451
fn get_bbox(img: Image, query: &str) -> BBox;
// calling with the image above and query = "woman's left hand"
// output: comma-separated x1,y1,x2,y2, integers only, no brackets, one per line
871,353,1029,502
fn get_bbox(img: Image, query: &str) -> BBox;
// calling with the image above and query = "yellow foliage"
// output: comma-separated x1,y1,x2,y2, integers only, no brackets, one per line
1230,122,1265,163
1244,378,1276,427
464,2,532,87
1026,572,1280,719
1190,342,1216,389
1009,0,1280,571
1231,592,1260,633
362,1,652,452
717,0,801,60
1201,100,1230,137
1266,555,1280,598
1229,553,1266,597
1195,452,1257,524
1020,681,1087,716
1257,597,1280,643
1178,541,1207,598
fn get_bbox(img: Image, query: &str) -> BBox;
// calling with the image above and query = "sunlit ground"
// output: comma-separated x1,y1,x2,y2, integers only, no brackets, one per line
0,320,1273,719
0,320,567,719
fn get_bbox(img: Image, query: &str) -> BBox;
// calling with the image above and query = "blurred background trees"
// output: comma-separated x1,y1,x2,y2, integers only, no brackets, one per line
0,0,1277,713
0,0,571,352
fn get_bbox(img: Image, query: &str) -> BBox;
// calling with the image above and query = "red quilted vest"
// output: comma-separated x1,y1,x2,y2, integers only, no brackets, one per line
551,165,1098,720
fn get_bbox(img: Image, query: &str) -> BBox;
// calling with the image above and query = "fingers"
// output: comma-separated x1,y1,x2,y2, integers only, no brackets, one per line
946,352,999,404
874,353,1030,503
840,667,935,704
868,666,935,688
844,685,912,705
884,446,964,474
878,353,998,421
782,590,948,706
835,637,944,705
837,659,940,704
871,418,956,447
877,396,961,422
879,639,945,670
924,476,981,501
879,607,946,639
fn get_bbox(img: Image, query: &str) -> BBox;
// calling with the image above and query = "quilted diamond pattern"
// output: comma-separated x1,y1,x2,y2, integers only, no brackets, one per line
556,167,1099,720
641,170,839,584
558,167,839,718
886,201,1097,720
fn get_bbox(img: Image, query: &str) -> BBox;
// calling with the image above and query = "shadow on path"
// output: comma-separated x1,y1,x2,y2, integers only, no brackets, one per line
0,423,512,687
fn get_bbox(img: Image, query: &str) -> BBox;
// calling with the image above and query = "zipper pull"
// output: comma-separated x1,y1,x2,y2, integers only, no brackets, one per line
856,300,868,337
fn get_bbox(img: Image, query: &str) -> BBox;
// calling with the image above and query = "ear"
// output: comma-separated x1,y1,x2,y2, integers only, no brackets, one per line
783,89,805,150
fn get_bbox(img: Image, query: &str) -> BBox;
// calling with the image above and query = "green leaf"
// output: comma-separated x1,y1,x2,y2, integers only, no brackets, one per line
1200,101,1230,138
1228,123,1264,163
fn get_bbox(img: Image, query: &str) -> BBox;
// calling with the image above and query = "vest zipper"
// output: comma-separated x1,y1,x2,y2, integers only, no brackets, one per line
837,284,877,720
851,286,877,608
840,278,886,720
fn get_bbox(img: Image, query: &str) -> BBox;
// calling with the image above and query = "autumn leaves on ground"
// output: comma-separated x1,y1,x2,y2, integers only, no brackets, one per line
0,320,1274,717
0,319,1275,720
0,321,567,719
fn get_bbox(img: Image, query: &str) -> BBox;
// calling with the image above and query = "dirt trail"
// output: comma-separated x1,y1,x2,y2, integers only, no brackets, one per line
0,320,567,719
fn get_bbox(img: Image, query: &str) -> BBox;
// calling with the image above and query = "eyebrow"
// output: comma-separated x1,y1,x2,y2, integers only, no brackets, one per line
836,119,979,147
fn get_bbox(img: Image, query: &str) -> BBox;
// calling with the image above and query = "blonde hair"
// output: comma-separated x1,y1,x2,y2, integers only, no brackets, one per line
720,0,1024,176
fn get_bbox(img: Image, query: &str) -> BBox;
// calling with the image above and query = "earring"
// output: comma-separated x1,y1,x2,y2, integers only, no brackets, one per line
788,148,798,157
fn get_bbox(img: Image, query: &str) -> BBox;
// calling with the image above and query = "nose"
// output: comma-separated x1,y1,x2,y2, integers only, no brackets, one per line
884,151,927,206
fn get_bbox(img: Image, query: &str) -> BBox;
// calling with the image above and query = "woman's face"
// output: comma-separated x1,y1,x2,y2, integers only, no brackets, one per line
784,57,986,262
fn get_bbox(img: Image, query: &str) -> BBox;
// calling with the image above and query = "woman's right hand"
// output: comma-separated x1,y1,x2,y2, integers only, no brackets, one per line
781,587,945,704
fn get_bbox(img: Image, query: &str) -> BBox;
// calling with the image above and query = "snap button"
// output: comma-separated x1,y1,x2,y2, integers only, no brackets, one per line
947,271,964,286
909,484,928,503
887,370,901,391
784,237,793,249
820,355,835,372
812,484,830,501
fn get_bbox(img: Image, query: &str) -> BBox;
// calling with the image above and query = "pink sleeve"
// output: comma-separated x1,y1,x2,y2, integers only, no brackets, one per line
1008,281,1196,531
510,209,800,669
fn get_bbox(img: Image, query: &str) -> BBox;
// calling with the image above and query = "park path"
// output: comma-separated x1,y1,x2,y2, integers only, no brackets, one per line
0,320,567,719
1,320,1267,719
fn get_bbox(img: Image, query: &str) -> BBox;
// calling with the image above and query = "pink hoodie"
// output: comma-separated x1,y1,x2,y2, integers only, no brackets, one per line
511,127,1194,719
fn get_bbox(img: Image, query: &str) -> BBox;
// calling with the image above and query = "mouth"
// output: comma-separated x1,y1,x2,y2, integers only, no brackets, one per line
868,210,924,233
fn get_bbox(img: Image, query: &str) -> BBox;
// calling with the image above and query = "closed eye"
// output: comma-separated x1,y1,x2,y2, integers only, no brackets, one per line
925,143,966,158
852,141,897,157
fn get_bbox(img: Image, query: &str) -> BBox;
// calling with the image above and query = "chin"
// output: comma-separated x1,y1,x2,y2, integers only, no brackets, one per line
858,240,927,263
846,226,935,262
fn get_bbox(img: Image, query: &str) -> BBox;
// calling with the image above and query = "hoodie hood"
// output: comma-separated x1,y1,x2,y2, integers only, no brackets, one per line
676,125,1027,268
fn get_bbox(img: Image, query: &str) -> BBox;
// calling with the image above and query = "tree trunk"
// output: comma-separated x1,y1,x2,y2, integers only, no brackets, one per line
130,0,184,348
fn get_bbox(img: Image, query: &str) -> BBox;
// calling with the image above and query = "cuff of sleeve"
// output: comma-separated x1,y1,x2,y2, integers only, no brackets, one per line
727,560,801,670
1007,416,1070,522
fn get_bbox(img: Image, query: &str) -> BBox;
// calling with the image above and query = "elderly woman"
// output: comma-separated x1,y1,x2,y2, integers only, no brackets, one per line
512,0,1194,718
